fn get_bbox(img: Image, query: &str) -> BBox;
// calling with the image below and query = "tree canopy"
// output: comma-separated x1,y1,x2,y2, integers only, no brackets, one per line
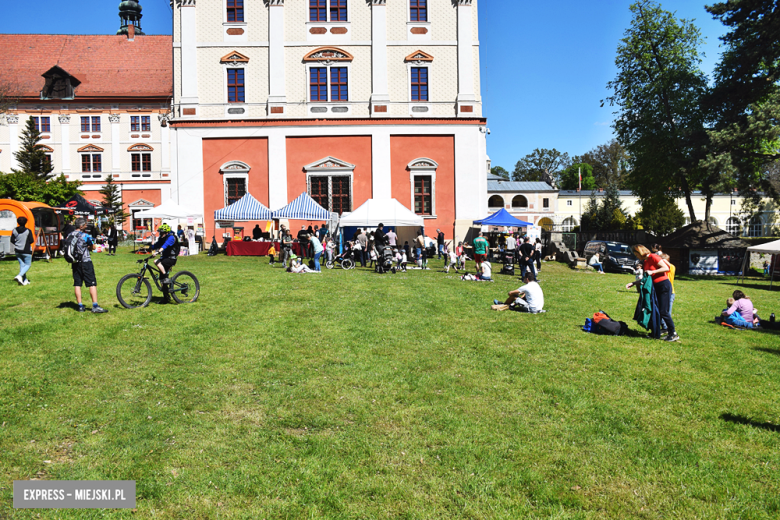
512,148,570,186
490,166,509,180
573,140,631,188
559,163,596,191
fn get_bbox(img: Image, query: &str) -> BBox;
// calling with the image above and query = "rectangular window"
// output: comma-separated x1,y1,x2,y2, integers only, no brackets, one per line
414,175,432,215
310,0,326,21
310,176,329,210
330,0,347,21
410,0,427,22
33,116,51,133
331,177,351,215
81,116,90,132
131,153,152,172
226,178,247,206
567,200,573,206
141,116,151,132
310,68,327,101
227,69,245,103
226,0,244,22
82,154,101,173
330,67,348,101
543,198,549,209
81,116,101,132
411,67,428,101
92,116,101,132
131,116,140,132
308,176,351,215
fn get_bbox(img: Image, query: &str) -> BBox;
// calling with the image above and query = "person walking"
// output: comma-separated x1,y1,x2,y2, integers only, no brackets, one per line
385,227,397,247
357,228,368,267
11,216,34,285
519,236,536,279
535,238,543,271
472,232,489,271
281,230,293,267
67,218,108,313
436,229,445,260
310,233,324,271
297,226,310,261
106,224,118,256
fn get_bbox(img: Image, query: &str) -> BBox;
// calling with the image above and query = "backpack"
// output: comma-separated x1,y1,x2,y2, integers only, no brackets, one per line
62,231,83,264
592,310,629,336
208,236,218,256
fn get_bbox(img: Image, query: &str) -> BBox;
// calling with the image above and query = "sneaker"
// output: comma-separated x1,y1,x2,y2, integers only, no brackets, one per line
664,333,680,342
14,275,23,285
161,277,172,285
493,299,502,305
77,305,86,313
22,279,30,285
660,328,668,335
91,306,108,314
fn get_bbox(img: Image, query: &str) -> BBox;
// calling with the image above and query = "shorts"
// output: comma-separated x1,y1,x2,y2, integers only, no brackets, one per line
474,253,487,263
72,262,97,287
155,257,177,271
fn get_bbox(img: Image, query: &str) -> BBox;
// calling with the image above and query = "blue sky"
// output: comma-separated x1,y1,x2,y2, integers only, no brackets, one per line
1,0,728,171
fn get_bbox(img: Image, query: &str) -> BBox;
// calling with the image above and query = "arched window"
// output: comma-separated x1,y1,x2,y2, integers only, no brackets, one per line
748,216,763,237
538,218,554,232
220,161,251,206
707,216,718,226
726,217,740,236
488,195,504,208
562,217,578,232
512,195,528,208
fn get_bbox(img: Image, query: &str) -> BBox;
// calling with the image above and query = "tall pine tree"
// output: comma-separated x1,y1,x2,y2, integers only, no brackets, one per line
100,174,129,227
13,117,54,180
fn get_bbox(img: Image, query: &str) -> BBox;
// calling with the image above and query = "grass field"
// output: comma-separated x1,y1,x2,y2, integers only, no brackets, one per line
1,249,779,519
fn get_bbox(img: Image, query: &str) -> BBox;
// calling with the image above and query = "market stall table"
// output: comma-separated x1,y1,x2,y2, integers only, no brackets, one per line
226,241,302,256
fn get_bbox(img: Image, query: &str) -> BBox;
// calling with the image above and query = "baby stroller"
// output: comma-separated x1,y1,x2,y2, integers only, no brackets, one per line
375,245,396,274
500,250,516,275
326,246,355,270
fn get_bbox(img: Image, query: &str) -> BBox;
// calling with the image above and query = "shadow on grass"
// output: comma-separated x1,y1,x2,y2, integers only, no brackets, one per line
721,413,780,433
716,280,779,292
57,302,82,310
753,347,780,356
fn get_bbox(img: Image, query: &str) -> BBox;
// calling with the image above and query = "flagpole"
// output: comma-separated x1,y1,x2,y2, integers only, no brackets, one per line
578,167,582,229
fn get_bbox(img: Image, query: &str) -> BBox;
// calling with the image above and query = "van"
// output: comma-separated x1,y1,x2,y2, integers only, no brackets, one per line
583,240,637,274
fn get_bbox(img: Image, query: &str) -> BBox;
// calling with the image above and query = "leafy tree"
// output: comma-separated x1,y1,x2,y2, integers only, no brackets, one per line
636,196,686,236
604,0,709,221
512,148,570,186
573,140,631,188
580,192,601,232
13,117,54,180
596,184,628,230
699,0,780,206
559,163,596,191
0,171,81,207
100,175,130,227
490,166,509,179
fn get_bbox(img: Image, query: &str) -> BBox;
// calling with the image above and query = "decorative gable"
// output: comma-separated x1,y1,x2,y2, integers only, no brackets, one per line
128,143,154,152
303,47,354,63
407,158,439,170
127,198,155,207
220,160,251,174
220,51,250,64
36,144,54,152
404,50,434,63
303,156,356,172
78,144,104,153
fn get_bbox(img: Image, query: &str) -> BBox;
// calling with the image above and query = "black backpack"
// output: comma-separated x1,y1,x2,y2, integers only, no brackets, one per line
208,235,218,256
62,231,83,264
595,317,629,336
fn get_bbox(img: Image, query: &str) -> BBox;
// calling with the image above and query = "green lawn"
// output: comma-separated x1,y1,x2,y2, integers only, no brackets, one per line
1,250,779,519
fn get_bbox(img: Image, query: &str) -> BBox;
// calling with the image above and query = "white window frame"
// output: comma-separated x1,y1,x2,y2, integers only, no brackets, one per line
223,63,248,115
407,0,431,41
220,161,251,207
303,157,354,214
748,216,763,237
307,0,349,23
511,195,528,209
305,63,352,116
223,0,248,26
562,217,578,232
406,62,432,116
408,158,438,218
726,217,741,236
566,199,573,206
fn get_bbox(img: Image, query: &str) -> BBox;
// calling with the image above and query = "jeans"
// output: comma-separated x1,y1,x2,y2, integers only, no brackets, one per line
661,292,676,330
591,262,604,272
725,312,753,328
281,247,291,267
654,279,675,334
438,244,445,259
313,251,322,271
17,253,32,280
521,260,536,280
415,247,422,263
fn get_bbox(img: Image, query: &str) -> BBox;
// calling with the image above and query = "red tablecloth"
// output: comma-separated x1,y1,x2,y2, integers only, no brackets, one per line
226,241,302,256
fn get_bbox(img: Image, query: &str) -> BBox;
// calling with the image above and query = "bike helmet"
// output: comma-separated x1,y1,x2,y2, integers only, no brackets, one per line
158,223,171,233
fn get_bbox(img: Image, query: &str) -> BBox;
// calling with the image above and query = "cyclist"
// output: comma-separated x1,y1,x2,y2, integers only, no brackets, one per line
149,223,180,285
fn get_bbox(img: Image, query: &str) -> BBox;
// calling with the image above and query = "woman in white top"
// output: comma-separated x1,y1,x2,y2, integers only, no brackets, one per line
588,252,605,274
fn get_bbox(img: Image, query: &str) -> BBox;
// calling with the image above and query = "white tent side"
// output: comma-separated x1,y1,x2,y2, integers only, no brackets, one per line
338,199,424,227
134,199,203,219
747,239,780,254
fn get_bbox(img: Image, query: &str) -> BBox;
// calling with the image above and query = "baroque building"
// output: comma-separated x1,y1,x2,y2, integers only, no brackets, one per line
169,0,488,239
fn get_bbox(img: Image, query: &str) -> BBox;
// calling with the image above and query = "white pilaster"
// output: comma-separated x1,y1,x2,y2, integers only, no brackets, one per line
175,129,204,213
370,0,390,116
160,123,171,174
58,114,71,173
454,126,484,220
109,113,121,173
7,115,19,170
456,0,476,110
267,0,287,115
268,131,288,209
371,129,391,198
179,0,200,112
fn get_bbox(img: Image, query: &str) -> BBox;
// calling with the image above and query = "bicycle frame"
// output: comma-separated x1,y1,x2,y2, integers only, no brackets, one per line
136,258,184,295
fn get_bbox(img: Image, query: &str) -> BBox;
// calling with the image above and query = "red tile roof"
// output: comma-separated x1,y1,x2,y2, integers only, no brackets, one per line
0,34,171,100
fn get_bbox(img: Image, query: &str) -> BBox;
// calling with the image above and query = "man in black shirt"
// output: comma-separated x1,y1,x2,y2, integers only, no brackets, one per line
436,229,445,259
374,223,388,248
252,224,262,240
297,226,309,260
519,236,536,279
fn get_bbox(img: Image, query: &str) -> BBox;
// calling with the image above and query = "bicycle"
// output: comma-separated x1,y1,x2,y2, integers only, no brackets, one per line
116,256,200,309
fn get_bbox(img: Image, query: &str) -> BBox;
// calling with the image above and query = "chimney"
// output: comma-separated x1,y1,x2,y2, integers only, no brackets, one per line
128,24,135,41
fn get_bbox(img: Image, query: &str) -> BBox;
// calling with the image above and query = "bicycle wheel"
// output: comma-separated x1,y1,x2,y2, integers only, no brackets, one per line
342,258,354,270
169,271,200,304
116,274,152,309
326,260,334,269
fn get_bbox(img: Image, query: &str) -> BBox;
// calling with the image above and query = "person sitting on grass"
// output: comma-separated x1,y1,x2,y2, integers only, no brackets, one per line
287,260,321,274
493,271,545,313
477,260,492,281
722,290,755,328
588,251,605,274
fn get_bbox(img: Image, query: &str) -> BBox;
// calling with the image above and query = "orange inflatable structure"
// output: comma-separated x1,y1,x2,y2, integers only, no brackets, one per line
0,199,63,257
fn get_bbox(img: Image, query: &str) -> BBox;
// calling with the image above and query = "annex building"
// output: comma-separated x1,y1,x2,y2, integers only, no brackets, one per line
169,0,488,240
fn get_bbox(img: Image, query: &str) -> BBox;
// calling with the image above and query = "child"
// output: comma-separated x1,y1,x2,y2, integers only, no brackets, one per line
444,246,458,273
368,248,377,268
400,249,408,272
722,291,754,328
267,243,276,265
456,241,465,271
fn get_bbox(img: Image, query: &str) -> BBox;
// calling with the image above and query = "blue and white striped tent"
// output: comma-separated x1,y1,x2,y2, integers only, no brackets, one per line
272,192,330,220
214,193,272,221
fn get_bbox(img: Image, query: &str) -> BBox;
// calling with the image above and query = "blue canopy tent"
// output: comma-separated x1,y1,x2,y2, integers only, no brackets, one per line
214,193,272,221
473,208,533,227
272,192,330,220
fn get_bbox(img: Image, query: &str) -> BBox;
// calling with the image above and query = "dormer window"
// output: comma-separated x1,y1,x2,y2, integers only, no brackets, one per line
40,65,81,100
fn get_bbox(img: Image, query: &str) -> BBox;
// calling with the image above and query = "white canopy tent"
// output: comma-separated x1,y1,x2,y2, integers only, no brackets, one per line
339,199,424,251
133,199,203,220
738,239,780,289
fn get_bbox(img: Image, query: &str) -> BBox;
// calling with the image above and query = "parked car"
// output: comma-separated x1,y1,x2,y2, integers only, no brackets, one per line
583,240,637,273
